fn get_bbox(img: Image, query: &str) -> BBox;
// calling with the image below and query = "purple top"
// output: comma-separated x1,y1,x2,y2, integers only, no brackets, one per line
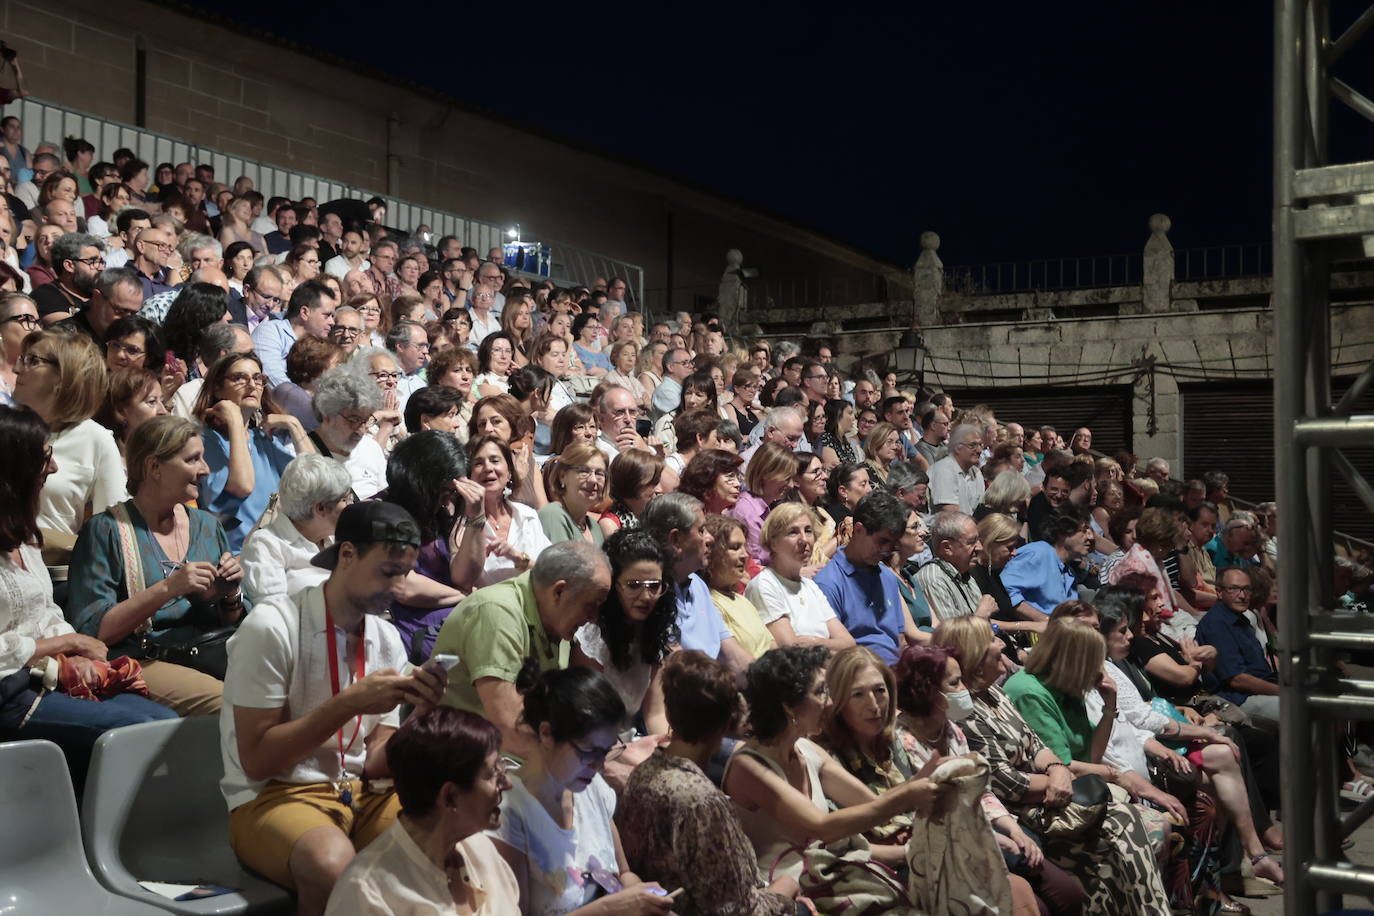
389,535,457,662
727,491,771,566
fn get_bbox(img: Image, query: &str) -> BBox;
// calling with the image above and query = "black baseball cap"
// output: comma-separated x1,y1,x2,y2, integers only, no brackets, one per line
311,501,422,569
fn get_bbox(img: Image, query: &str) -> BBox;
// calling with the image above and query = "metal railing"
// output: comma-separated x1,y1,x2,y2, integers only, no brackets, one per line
1175,243,1272,280
15,97,645,308
944,254,1140,295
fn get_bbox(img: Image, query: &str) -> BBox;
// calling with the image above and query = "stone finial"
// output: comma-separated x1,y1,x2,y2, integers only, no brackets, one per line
1148,213,1171,235
920,231,941,251
725,248,743,269
913,230,944,329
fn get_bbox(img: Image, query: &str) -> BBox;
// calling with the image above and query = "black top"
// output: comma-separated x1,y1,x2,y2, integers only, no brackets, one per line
1129,632,1219,705
971,564,1016,620
32,280,84,319
729,402,759,437
1025,490,1054,542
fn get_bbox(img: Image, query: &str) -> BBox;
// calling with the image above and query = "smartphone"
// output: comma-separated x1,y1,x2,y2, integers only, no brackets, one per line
424,654,460,676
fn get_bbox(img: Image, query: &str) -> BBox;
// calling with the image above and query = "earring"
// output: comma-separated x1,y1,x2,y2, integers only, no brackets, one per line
790,715,798,727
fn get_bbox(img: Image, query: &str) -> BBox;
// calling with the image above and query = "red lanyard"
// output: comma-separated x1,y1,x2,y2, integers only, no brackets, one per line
324,609,366,778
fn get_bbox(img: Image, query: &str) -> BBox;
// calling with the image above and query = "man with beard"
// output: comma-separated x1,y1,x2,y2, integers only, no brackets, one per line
33,232,106,324
55,266,142,344
220,501,446,913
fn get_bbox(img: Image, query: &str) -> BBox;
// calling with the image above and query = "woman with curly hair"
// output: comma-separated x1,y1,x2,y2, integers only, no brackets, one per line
678,447,743,515
572,530,679,733
722,646,954,879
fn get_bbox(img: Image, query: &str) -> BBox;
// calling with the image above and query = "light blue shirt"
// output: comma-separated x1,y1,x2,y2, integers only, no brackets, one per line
251,317,300,389
651,376,682,418
814,548,905,665
999,540,1077,616
200,426,296,552
675,573,733,659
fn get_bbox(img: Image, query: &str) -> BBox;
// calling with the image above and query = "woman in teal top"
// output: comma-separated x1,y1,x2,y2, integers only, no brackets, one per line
69,416,245,716
537,442,607,548
1002,616,1114,766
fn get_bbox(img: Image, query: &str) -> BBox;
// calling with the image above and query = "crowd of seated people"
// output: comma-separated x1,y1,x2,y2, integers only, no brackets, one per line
0,128,1353,916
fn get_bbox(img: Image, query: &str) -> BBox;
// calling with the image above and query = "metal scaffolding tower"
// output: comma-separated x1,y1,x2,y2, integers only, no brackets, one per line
1275,1,1374,912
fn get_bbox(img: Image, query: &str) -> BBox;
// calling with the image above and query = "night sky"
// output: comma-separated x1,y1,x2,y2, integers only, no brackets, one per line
187,1,1374,269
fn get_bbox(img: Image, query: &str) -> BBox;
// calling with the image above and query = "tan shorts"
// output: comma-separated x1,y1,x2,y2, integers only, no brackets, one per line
227,779,400,889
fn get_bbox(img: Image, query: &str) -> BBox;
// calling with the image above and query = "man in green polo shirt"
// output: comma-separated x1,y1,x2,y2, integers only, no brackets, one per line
430,540,610,759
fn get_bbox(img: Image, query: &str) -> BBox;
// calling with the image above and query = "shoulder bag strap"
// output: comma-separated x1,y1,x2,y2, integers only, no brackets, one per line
108,501,151,636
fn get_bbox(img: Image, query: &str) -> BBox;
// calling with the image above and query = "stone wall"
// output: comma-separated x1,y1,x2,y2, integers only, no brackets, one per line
0,0,908,312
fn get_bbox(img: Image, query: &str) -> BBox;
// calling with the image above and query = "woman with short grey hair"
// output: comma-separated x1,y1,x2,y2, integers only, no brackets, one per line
240,453,353,603
310,366,388,499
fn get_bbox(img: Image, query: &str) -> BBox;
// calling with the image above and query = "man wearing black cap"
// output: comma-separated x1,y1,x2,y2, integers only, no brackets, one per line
219,502,446,913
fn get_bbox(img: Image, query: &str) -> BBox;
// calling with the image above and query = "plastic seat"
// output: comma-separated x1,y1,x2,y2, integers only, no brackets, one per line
0,738,166,914
82,717,293,915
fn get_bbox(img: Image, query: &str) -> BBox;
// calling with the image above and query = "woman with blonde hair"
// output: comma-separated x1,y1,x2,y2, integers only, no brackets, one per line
971,513,1041,641
11,329,125,554
746,502,855,652
69,415,243,715
862,420,902,486
537,443,608,547
977,469,1031,523
217,197,265,254
728,440,797,565
499,293,535,366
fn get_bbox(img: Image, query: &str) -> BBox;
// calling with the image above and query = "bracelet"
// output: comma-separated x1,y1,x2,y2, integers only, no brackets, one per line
1044,762,1070,774
221,591,244,608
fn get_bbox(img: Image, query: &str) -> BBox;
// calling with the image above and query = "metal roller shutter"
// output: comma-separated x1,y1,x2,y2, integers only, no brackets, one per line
1182,380,1374,543
944,384,1134,456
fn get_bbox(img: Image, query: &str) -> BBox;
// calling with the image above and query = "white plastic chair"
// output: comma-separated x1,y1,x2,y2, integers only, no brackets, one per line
81,717,293,914
0,738,166,914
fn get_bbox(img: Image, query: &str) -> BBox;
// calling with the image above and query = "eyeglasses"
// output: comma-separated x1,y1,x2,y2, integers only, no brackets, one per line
784,433,802,444
403,341,430,351
338,411,372,429
568,737,626,764
565,465,607,481
331,325,361,337
226,372,267,388
17,352,56,369
248,287,283,306
73,255,106,268
369,370,401,382
605,407,637,420
106,339,145,358
357,306,381,315
1,313,39,329
1219,584,1253,594
140,239,174,252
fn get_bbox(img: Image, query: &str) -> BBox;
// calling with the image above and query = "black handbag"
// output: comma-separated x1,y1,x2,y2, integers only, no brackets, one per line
128,627,235,681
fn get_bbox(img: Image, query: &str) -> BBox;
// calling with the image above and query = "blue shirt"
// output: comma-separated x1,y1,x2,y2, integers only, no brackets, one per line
1000,541,1077,616
251,317,300,389
1205,535,1258,573
199,426,296,552
675,573,733,659
1195,606,1277,705
814,548,906,665
574,343,611,373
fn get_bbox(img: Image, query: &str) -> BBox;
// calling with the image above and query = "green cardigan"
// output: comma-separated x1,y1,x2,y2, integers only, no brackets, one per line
1002,669,1094,765
537,501,605,548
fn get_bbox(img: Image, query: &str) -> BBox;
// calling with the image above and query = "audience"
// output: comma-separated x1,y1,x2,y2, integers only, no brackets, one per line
0,132,1301,913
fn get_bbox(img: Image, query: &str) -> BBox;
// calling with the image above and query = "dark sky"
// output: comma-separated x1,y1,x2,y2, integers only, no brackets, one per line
190,1,1374,269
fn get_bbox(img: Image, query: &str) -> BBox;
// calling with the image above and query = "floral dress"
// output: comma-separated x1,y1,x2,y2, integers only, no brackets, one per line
960,685,1171,916
616,749,795,916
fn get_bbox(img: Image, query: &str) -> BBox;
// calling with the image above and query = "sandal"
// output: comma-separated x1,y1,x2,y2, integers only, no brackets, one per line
1250,852,1285,887
1341,778,1374,802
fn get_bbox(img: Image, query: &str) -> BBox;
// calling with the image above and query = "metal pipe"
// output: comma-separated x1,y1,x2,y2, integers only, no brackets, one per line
1333,357,1374,415
1308,694,1374,717
1328,3,1374,64
1307,861,1374,896
1292,415,1374,445
1342,790,1374,838
1311,632,1374,649
1332,450,1374,517
1330,76,1374,125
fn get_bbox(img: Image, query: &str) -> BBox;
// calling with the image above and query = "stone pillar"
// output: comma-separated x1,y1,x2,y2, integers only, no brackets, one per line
913,230,943,328
1142,213,1174,313
717,248,747,333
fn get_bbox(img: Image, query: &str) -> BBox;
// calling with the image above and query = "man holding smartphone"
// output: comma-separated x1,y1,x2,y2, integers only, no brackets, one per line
220,502,447,915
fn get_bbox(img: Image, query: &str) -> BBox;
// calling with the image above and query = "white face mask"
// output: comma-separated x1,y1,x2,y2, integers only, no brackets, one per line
944,688,976,722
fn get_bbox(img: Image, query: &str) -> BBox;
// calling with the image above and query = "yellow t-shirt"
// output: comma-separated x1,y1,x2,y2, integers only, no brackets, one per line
710,585,776,659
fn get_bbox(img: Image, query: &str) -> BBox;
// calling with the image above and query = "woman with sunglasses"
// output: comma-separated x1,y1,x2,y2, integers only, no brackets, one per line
0,290,39,396
572,530,679,735
491,664,672,916
193,351,313,552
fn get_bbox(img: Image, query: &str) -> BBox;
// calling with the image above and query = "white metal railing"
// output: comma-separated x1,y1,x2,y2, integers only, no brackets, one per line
16,97,645,308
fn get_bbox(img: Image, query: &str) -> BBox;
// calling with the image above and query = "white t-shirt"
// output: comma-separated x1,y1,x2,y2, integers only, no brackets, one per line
337,436,387,500
928,455,986,514
38,419,127,537
745,567,836,639
240,511,330,604
488,774,618,916
478,501,551,588
219,584,409,811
